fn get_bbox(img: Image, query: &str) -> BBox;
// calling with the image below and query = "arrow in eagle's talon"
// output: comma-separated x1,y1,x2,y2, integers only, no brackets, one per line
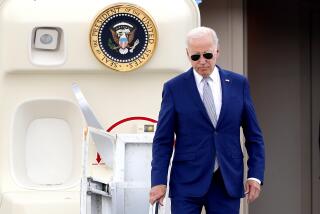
130,39,140,53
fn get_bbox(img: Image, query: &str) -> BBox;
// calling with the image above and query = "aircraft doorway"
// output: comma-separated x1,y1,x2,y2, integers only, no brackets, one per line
247,0,320,213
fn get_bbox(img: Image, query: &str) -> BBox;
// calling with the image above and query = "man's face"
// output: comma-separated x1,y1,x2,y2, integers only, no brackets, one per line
186,35,219,77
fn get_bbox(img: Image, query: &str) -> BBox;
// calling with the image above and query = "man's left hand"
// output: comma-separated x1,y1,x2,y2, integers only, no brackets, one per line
245,180,261,203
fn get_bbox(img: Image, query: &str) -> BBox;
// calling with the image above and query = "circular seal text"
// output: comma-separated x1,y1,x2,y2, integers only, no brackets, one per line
90,4,158,72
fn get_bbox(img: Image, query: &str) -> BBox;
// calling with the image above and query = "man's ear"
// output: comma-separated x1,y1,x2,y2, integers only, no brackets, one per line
186,48,189,57
216,49,220,58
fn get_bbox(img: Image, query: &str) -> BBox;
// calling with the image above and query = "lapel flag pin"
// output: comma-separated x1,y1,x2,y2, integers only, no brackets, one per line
225,79,230,82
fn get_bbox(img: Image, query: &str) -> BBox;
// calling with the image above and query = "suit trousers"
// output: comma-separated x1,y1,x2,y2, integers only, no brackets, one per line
170,169,241,214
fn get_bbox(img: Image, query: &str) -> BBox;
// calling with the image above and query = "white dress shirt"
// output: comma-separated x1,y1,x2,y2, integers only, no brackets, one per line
193,66,222,121
193,66,221,172
193,66,261,185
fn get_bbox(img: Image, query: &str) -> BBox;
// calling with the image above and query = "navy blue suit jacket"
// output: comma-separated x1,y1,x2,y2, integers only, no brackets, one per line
151,66,265,198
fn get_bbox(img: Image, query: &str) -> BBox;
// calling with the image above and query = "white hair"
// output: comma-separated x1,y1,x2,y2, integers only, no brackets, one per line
186,26,219,48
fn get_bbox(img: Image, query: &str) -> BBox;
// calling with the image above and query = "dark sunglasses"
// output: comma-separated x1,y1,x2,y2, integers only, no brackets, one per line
190,52,213,61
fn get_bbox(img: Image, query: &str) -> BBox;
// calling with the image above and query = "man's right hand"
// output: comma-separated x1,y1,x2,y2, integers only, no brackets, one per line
149,185,167,205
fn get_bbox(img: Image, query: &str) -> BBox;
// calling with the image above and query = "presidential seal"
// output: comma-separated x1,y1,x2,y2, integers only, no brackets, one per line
90,4,158,72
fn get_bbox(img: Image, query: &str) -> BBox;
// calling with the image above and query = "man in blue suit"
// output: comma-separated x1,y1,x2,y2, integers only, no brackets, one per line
149,26,265,214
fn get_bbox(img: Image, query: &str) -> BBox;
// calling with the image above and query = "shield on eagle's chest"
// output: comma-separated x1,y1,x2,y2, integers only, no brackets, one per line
119,34,128,49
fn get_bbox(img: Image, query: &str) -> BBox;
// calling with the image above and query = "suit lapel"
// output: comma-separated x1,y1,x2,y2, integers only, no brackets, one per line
184,68,214,127
184,66,233,129
216,66,231,128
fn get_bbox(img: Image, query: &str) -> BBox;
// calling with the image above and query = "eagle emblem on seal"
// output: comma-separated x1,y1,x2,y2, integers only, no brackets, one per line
108,22,140,55
90,3,158,71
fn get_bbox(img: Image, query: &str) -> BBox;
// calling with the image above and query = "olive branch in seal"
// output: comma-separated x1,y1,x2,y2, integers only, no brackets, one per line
108,39,119,50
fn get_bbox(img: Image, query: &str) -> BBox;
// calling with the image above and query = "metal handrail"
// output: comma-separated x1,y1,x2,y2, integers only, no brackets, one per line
149,202,160,214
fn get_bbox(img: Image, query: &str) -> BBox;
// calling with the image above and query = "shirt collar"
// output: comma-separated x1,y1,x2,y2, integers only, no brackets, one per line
193,66,219,85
